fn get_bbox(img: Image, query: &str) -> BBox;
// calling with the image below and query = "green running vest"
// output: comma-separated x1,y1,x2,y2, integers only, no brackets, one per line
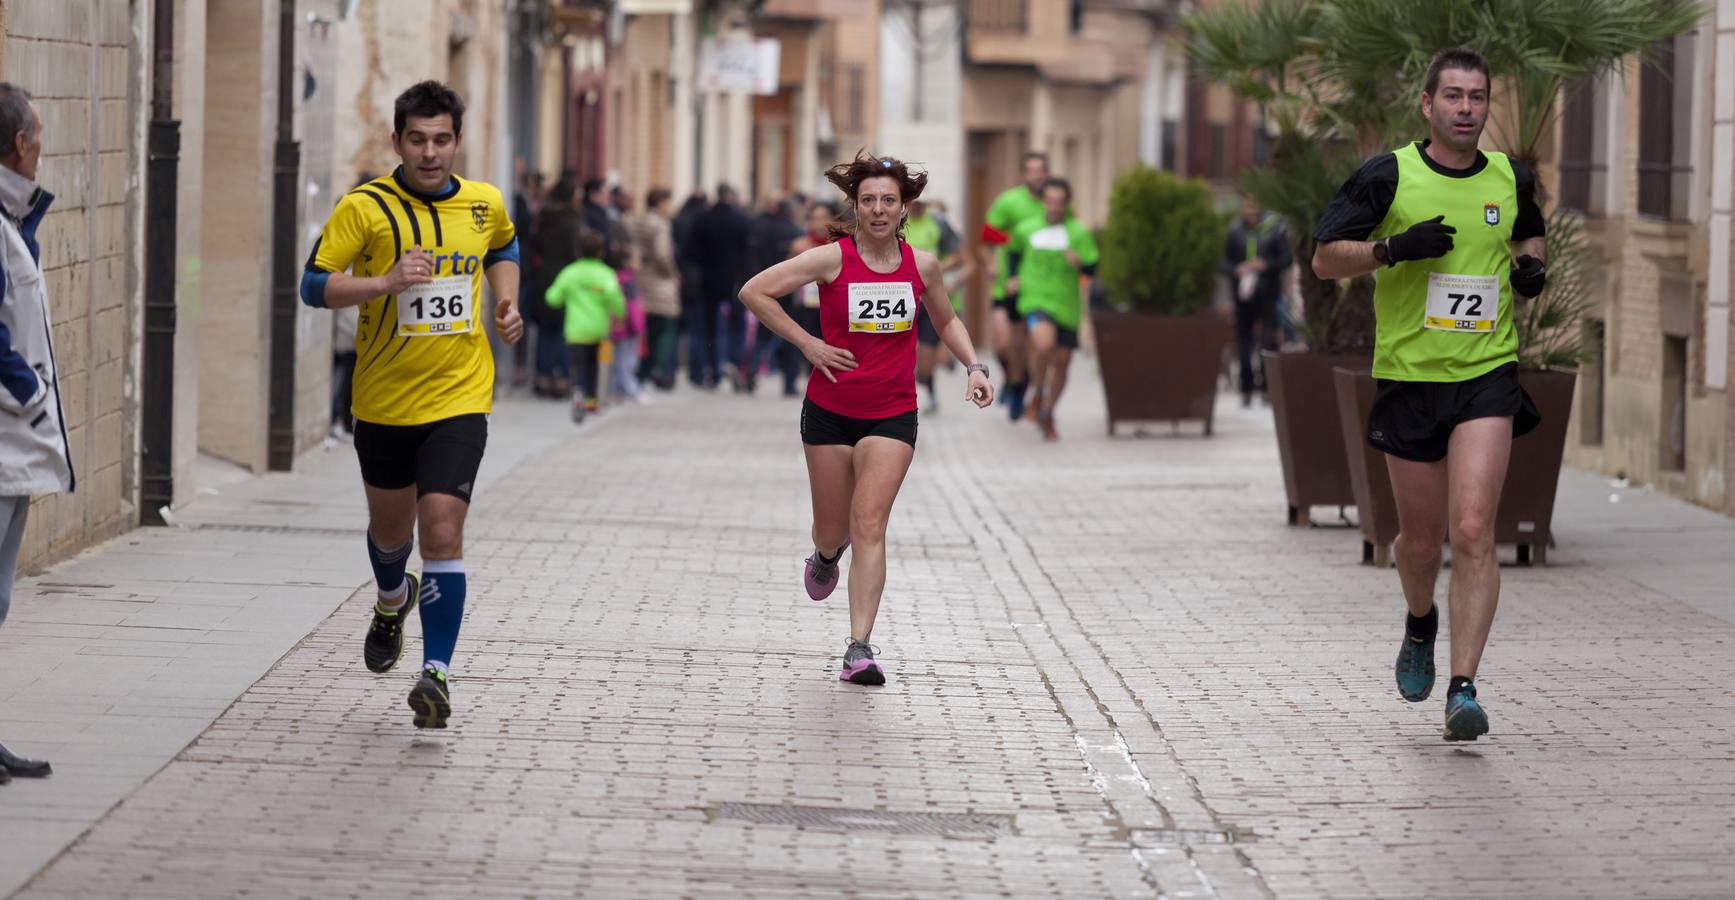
904,212,941,255
1370,143,1519,382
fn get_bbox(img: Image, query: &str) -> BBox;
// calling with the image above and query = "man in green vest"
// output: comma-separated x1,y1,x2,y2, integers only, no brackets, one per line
1312,47,1547,742
907,199,966,411
979,151,1049,421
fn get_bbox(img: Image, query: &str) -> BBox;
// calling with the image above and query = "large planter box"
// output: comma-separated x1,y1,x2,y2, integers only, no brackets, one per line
1334,365,1579,566
1093,308,1232,436
1332,366,1400,566
1265,350,1369,525
1497,370,1577,564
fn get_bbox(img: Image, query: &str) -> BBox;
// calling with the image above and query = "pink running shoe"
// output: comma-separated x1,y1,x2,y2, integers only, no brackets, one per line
803,541,848,601
838,639,885,685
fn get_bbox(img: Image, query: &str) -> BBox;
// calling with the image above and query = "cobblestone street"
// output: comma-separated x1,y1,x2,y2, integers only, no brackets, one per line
4,364,1734,899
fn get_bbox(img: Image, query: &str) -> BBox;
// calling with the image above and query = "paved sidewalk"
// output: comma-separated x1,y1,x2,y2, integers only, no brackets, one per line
3,362,1733,898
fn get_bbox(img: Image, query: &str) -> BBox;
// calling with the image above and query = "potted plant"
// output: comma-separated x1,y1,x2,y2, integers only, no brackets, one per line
1187,4,1381,524
1498,210,1594,563
1094,166,1230,436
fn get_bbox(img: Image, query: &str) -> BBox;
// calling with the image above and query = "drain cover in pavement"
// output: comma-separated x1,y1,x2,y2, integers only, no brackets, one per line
1130,828,1245,846
709,802,1014,839
194,522,357,537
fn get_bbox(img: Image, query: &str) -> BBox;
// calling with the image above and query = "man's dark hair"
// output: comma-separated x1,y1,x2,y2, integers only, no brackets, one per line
583,177,606,201
0,83,35,159
1022,151,1049,167
393,80,465,135
1423,48,1490,95
577,227,605,260
1041,177,1072,201
646,187,672,209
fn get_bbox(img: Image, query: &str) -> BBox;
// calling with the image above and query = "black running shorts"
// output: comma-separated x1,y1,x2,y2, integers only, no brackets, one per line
994,292,1020,319
917,306,941,347
800,398,917,448
1024,310,1079,350
353,413,489,502
1367,362,1541,463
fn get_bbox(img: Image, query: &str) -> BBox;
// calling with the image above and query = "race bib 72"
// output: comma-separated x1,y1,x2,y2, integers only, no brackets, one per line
1423,272,1498,333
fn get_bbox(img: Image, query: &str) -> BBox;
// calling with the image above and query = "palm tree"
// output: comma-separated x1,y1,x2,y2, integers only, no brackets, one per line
1186,0,1707,358
1313,0,1705,177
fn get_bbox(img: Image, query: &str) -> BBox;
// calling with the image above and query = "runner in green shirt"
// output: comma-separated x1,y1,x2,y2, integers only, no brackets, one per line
1007,178,1097,441
906,199,967,412
979,151,1049,421
1313,48,1547,742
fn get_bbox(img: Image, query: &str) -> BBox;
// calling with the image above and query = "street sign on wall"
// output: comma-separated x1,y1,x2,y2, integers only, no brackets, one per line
697,36,781,96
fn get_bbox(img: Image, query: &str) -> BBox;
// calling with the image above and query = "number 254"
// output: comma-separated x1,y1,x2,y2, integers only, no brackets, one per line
857,298,908,319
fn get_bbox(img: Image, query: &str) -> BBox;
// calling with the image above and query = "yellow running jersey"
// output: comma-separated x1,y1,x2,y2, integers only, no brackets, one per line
310,169,516,426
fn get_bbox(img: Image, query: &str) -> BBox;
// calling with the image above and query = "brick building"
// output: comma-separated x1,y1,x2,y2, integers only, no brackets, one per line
0,1,140,565
1550,14,1735,515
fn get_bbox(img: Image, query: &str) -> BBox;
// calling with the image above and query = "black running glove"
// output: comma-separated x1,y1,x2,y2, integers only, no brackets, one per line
1384,215,1456,264
1510,255,1546,299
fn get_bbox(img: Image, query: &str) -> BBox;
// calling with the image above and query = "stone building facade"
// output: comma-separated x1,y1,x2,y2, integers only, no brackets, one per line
0,0,144,565
1551,11,1735,515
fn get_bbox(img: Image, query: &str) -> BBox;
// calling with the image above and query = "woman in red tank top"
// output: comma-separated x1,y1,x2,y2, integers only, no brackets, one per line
740,153,995,686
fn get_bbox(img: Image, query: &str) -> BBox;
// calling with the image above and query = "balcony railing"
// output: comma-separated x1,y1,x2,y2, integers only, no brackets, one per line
968,0,1029,32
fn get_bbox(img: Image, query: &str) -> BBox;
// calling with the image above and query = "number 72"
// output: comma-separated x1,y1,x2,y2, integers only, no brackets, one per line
1447,292,1483,317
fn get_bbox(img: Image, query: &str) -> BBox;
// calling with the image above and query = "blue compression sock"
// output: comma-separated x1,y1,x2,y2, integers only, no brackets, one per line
366,531,412,598
418,559,467,671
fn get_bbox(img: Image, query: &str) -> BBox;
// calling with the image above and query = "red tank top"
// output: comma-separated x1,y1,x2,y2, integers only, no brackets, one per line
805,237,926,419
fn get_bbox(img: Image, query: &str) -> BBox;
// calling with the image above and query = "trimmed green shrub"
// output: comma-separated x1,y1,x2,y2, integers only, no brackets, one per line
1098,166,1225,317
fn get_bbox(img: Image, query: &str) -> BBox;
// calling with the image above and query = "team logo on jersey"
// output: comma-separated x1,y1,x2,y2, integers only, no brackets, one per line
470,201,490,233
1484,203,1501,226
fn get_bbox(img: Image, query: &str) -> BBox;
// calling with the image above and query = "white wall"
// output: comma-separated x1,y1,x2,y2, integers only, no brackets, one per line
877,1,963,217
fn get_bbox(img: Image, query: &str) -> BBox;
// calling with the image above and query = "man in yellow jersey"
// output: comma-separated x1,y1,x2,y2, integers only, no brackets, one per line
299,81,523,729
979,151,1048,420
1313,49,1546,742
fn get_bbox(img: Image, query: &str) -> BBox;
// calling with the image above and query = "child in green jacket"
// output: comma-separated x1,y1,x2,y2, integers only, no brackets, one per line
544,229,625,423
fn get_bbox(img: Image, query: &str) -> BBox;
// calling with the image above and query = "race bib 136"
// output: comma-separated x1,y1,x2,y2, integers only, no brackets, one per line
397,275,474,337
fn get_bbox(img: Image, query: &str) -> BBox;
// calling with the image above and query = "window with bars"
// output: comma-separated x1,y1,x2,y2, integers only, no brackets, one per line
1557,77,1597,214
968,0,1029,32
1637,39,1687,220
842,64,865,132
1207,124,1227,180
1581,319,1605,446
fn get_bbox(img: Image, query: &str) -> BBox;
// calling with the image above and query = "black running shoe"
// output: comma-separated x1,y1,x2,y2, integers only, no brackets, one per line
1444,689,1489,741
1395,630,1436,703
363,573,420,674
407,665,451,729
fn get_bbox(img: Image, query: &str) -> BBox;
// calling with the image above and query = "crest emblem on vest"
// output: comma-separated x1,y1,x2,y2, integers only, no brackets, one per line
1483,203,1500,226
470,201,490,233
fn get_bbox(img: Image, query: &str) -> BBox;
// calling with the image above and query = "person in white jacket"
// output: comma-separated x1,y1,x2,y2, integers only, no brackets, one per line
0,83,65,783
